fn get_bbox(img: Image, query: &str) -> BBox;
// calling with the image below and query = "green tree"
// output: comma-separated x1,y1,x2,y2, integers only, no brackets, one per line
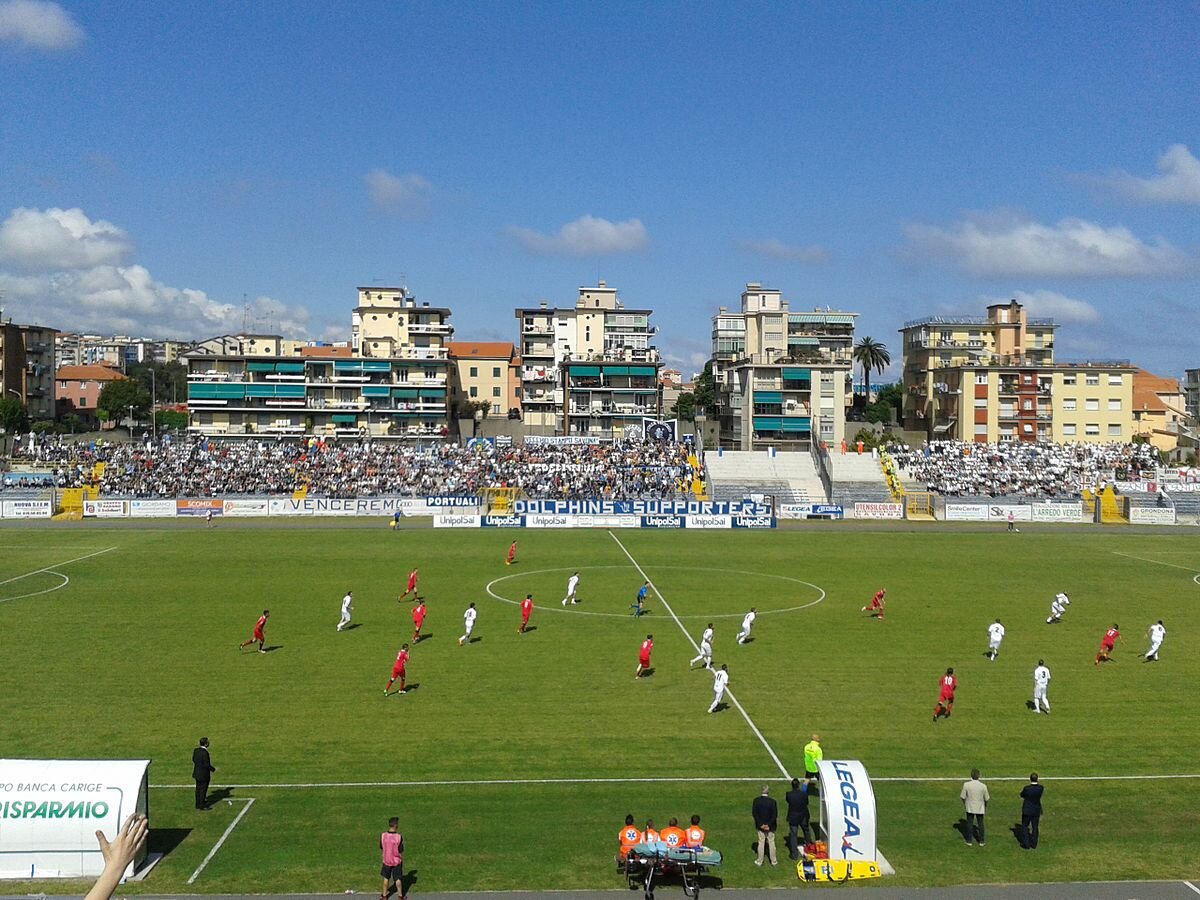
97,378,151,427
865,383,904,424
672,392,696,421
853,337,891,407
129,361,187,406
692,361,715,414
0,395,29,434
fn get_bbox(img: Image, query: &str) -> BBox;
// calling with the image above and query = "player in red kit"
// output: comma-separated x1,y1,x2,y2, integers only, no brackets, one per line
239,610,269,653
932,667,956,721
411,599,427,643
399,568,419,601
519,593,533,634
385,643,410,695
1095,623,1122,665
862,588,886,619
636,634,654,678
505,540,517,566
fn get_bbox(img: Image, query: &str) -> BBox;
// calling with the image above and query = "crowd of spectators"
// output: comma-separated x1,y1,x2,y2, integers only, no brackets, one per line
887,440,1159,498
9,435,703,500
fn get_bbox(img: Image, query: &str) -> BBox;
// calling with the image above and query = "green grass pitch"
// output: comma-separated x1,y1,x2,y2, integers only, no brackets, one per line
1,522,1198,893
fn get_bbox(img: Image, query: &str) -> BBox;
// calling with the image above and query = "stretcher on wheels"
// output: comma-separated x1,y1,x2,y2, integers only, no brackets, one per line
621,842,722,900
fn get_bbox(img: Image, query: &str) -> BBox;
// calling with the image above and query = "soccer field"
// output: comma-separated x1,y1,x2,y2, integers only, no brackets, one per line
2,522,1199,893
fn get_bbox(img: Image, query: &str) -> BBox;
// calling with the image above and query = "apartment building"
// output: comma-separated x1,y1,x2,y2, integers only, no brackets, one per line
900,300,1136,443
185,287,451,439
447,341,521,420
710,283,855,450
1,321,58,422
515,281,661,437
56,333,186,370
1131,370,1193,458
1185,369,1200,424
55,363,127,425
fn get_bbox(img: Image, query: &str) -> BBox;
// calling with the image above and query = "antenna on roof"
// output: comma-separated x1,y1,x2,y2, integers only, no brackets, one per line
242,294,250,333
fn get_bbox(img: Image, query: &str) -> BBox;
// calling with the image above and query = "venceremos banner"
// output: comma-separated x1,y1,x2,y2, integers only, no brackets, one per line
0,759,149,879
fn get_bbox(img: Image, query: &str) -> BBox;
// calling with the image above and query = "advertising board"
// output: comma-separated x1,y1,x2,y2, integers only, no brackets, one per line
1130,507,1176,525
986,504,1033,522
1031,502,1084,522
129,499,177,518
944,503,989,521
1,500,53,519
82,499,128,518
851,502,903,520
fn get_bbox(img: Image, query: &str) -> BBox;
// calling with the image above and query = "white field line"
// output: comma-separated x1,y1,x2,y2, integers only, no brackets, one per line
607,530,792,780
186,797,255,884
0,571,69,604
0,546,116,603
1111,551,1200,574
1182,880,1200,896
485,564,824,619
149,772,1200,790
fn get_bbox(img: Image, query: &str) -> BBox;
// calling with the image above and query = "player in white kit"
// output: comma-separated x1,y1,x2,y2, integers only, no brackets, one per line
690,623,714,669
736,608,757,645
1046,592,1070,624
458,602,477,646
708,664,729,713
986,618,1005,661
1032,660,1051,714
1144,620,1166,661
336,591,354,632
562,572,580,606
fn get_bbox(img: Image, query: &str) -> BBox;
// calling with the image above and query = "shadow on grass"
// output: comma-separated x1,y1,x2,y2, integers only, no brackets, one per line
341,623,363,631
206,787,234,806
400,867,418,896
952,818,971,843
261,645,283,653
149,827,191,856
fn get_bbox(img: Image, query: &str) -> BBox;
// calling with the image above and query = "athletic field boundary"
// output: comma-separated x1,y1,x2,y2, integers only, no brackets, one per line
0,546,118,605
186,797,256,884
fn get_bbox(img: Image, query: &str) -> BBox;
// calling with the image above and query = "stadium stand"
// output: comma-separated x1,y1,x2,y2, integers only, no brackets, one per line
9,436,703,501
827,451,892,506
705,450,825,505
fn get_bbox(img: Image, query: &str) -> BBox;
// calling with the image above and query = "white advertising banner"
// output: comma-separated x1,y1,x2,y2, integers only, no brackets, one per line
685,514,732,529
852,502,903,520
1130,507,1176,525
222,498,270,517
433,514,481,528
816,759,878,863
129,499,177,518
778,503,813,519
1031,502,1084,522
1,500,53,519
986,504,1033,522
944,503,989,522
1114,481,1157,493
82,499,129,518
0,759,149,880
525,514,577,528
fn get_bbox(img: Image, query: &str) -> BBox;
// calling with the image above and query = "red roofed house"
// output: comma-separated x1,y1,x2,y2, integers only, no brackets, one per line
446,341,521,422
56,363,127,426
1132,369,1192,459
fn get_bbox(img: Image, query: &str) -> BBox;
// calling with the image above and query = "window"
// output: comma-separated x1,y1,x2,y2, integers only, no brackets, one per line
515,387,522,398
492,367,501,378
1107,398,1121,411
492,387,501,398
975,424,988,435
975,373,988,385
1022,423,1033,434
1108,424,1122,436
469,386,478,398
1108,374,1123,386
469,366,478,377
1085,423,1099,436
1062,423,1077,436
492,403,501,416
1022,399,1033,410
1063,374,1076,386
1062,398,1076,411
1085,374,1099,386
974,397,987,408
1085,398,1099,411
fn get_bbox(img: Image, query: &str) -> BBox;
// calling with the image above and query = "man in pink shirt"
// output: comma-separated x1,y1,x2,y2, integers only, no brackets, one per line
380,816,404,899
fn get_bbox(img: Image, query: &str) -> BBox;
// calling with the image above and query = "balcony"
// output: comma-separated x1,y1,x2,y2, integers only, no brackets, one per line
522,323,554,335
407,323,452,334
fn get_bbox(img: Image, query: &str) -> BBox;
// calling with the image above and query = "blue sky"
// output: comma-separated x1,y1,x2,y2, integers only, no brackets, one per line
1,1,1198,380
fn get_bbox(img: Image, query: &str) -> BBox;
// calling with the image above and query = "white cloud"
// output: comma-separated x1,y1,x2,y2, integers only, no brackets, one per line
979,289,1101,324
0,206,312,339
737,238,828,264
508,215,649,256
1096,144,1200,205
0,0,84,50
903,211,1191,278
0,207,132,270
365,168,433,215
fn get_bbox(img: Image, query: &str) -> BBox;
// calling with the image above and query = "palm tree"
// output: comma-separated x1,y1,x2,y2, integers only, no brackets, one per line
853,337,891,407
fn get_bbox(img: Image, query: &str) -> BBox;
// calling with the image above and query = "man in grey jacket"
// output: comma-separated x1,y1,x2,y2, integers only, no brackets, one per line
960,768,990,845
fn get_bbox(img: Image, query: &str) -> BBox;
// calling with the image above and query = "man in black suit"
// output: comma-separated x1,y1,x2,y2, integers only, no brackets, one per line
1019,772,1044,849
785,777,813,860
751,784,778,866
192,737,216,811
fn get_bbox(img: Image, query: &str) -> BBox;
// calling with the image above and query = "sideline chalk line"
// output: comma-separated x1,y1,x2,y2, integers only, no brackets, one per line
607,531,792,781
149,772,1200,790
1111,551,1200,575
0,546,117,604
485,564,825,619
187,797,255,884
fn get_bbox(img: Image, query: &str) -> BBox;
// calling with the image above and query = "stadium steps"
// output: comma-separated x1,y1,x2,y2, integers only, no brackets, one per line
827,451,892,506
705,450,826,504
1165,490,1200,523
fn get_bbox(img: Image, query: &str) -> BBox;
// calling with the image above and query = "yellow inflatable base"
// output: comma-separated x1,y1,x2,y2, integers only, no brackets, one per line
797,858,882,882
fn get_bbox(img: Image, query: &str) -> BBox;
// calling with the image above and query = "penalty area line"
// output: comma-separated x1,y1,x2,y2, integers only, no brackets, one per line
186,797,255,884
607,530,792,781
148,772,1200,790
0,546,117,603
